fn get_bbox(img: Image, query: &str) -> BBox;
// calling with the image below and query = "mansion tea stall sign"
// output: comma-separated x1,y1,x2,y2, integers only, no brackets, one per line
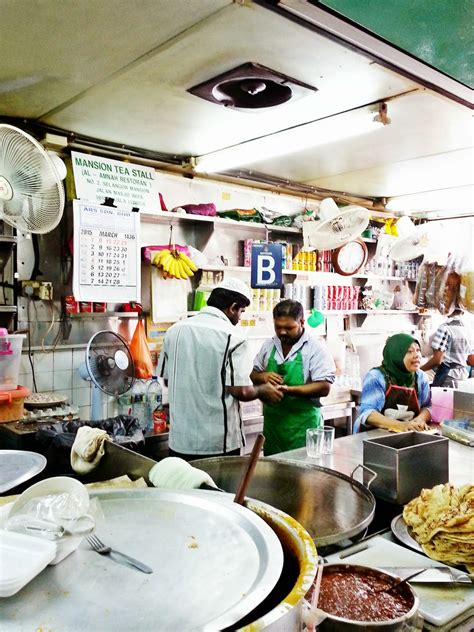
251,243,283,289
73,201,141,302
71,151,159,211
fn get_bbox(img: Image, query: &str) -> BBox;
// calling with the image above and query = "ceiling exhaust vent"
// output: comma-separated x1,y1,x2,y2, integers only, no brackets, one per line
188,62,318,109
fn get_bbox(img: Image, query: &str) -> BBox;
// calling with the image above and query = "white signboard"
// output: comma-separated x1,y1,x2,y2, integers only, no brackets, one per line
73,200,141,302
71,151,159,212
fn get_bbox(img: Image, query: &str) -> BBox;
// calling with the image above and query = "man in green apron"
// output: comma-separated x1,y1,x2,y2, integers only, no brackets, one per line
251,300,336,456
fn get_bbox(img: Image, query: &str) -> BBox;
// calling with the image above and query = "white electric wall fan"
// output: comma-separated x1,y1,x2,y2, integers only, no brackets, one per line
302,198,370,251
388,216,429,262
0,123,66,234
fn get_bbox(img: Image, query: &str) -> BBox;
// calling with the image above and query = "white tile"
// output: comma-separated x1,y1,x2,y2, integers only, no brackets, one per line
78,405,91,420
20,354,33,375
18,374,33,390
36,372,54,392
53,370,73,391
53,350,72,371
72,369,87,389
72,349,87,369
72,387,91,407
53,388,72,403
33,353,54,373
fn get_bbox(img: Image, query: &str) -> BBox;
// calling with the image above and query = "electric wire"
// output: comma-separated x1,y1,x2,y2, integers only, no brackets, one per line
26,297,37,392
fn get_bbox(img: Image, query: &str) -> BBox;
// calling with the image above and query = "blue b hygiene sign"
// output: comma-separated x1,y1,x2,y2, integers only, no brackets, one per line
251,243,283,289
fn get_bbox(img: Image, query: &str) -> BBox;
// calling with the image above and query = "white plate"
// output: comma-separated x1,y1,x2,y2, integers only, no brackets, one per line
391,514,424,553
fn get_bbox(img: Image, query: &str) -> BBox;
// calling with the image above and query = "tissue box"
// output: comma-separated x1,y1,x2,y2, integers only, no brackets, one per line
363,432,449,505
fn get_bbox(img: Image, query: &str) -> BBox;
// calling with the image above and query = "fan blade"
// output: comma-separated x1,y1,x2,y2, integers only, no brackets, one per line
0,124,65,233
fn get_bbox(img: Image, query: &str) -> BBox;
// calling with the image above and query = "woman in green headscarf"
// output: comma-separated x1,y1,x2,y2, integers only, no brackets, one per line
354,333,431,432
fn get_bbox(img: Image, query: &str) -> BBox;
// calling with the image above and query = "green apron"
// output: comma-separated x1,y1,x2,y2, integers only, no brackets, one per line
263,345,321,456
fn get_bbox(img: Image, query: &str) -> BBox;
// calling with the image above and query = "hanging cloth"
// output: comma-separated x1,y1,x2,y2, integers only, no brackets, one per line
263,346,320,456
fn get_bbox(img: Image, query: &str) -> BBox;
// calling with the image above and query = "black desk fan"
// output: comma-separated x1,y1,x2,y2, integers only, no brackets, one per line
79,330,135,420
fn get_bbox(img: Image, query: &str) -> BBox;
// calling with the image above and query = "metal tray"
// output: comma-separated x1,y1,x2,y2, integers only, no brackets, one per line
0,450,47,493
391,514,423,553
441,419,474,446
192,457,376,546
0,488,284,632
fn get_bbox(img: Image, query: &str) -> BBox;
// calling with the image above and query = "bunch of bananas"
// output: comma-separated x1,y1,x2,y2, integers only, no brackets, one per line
152,248,198,279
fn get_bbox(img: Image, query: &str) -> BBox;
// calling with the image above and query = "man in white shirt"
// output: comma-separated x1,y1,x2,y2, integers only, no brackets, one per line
158,278,283,460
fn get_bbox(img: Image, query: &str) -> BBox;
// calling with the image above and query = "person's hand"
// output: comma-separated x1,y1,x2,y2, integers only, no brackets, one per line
257,382,285,404
406,416,430,431
259,371,284,386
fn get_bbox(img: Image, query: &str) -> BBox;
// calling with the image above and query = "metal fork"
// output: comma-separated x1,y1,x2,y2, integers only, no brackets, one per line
87,534,153,574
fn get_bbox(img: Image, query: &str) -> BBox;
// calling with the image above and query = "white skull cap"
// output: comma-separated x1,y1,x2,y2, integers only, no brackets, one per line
215,277,252,302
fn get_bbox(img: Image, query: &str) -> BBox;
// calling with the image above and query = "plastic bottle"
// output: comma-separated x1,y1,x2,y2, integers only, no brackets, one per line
145,377,163,433
131,379,147,430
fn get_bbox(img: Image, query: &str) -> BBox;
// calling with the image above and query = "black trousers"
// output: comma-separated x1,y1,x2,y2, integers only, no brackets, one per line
168,447,240,462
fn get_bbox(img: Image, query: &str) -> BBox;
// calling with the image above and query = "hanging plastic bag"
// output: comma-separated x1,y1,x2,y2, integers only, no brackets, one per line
435,255,461,315
130,319,154,379
459,253,474,313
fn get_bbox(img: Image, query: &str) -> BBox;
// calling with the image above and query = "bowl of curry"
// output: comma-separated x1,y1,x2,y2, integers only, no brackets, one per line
314,564,419,631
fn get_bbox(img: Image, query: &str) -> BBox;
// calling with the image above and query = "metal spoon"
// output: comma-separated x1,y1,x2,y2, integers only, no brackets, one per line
374,569,427,593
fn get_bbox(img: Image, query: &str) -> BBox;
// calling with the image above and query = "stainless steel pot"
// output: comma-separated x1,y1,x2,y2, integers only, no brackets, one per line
236,498,318,631
316,564,420,632
192,457,376,546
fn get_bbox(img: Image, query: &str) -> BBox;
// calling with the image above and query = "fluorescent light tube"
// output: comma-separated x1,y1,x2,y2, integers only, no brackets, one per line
194,109,384,173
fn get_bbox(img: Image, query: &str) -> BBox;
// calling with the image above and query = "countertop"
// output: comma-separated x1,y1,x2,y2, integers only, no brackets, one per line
271,428,474,487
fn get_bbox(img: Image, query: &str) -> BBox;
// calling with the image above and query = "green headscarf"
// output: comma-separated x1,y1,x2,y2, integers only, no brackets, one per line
378,333,419,388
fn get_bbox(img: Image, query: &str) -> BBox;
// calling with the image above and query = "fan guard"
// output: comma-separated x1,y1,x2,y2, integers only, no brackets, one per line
86,330,135,396
388,230,429,262
0,124,65,234
303,198,370,251
388,216,429,262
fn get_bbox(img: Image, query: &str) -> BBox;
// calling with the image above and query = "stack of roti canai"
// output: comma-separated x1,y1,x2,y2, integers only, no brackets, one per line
403,483,474,572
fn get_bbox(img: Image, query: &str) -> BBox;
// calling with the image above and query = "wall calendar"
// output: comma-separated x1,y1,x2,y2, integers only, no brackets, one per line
73,200,141,302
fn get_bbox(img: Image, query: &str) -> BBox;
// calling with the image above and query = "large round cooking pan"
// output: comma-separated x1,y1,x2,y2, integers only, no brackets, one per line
192,457,375,547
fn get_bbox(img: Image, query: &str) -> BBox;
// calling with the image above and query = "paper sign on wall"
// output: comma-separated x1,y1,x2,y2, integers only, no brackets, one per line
71,151,159,212
73,200,141,302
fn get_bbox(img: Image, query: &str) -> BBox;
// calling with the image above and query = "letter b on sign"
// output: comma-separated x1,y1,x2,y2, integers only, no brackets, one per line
251,243,282,289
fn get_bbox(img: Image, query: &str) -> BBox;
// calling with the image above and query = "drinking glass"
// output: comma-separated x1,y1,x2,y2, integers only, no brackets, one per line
306,426,335,458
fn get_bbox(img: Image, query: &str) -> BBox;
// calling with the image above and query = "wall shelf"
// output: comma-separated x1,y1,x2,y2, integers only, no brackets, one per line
68,312,140,319
140,211,300,234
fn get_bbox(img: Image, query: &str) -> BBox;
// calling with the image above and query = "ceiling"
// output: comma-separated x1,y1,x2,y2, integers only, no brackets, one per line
1,0,473,217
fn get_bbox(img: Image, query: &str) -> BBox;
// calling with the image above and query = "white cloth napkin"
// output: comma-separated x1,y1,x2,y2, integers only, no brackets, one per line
149,457,217,490
71,426,110,474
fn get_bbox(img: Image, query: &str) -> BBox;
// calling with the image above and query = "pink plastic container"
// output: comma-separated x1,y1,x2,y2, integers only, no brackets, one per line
430,387,454,424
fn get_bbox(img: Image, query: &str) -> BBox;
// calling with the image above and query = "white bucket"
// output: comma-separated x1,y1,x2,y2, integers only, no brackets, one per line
0,335,26,391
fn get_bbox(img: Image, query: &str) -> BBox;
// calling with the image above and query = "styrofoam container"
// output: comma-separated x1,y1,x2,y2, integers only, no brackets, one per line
0,334,25,391
0,530,56,597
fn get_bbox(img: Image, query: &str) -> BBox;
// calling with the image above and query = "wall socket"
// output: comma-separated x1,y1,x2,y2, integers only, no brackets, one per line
21,281,53,301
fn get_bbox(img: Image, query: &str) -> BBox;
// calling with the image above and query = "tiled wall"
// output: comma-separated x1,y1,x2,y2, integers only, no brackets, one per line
19,347,116,420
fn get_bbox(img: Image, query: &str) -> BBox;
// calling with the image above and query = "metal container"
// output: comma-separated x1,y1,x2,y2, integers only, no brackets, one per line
236,498,318,631
363,431,449,505
192,457,376,546
317,564,420,631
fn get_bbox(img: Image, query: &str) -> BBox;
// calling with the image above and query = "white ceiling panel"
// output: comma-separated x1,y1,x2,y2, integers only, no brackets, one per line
0,0,230,118
234,91,473,197
38,2,417,155
0,0,472,215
